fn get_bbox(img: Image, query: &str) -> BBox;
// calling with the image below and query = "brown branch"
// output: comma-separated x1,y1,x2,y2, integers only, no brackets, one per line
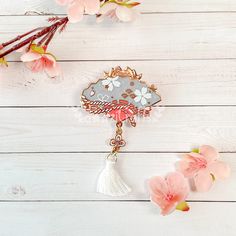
2,27,44,48
44,27,58,46
37,25,57,46
0,17,68,59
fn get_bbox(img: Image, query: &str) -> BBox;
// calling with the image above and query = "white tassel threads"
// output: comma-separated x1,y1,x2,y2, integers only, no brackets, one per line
97,153,131,197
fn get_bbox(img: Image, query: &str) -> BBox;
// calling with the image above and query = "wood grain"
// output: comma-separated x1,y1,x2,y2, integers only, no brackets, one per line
0,202,235,236
0,107,235,152
1,0,236,234
2,14,236,61
0,153,233,201
1,60,236,106
1,0,236,15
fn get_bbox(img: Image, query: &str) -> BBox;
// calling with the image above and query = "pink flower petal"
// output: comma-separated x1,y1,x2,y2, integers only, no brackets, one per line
45,63,61,78
21,52,42,62
116,6,135,22
26,59,44,73
177,154,205,178
84,0,100,15
194,169,213,192
96,15,106,23
148,172,190,215
99,3,117,15
177,159,192,177
161,201,177,216
148,176,168,197
208,161,231,180
166,172,189,201
188,152,205,159
199,145,219,162
43,54,57,67
150,193,176,216
67,1,84,23
55,0,72,6
150,191,177,216
41,54,60,78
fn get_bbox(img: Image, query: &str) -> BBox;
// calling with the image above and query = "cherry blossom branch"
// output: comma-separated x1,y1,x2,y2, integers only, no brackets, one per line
1,27,44,48
0,0,141,78
0,1,140,61
0,17,68,59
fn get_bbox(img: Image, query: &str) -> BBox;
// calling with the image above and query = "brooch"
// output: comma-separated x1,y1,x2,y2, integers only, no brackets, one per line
81,66,161,196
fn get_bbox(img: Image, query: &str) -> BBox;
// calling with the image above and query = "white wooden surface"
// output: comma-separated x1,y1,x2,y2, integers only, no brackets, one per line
0,107,236,152
0,1,236,235
0,153,234,201
2,14,236,61
0,202,235,236
2,60,236,106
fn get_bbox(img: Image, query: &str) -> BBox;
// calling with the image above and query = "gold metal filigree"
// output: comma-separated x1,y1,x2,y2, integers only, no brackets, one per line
104,66,142,80
110,121,126,153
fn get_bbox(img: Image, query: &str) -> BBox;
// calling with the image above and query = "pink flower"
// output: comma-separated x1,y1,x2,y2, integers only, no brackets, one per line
177,145,231,192
97,0,140,22
56,0,100,23
21,44,60,78
148,172,190,216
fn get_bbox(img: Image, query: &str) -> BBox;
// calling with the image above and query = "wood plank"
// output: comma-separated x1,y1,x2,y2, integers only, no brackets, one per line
0,202,235,236
0,107,235,152
0,153,234,201
2,0,236,15
1,14,236,61
1,60,236,106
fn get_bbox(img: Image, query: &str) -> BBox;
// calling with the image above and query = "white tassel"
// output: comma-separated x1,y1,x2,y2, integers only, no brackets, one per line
97,154,131,196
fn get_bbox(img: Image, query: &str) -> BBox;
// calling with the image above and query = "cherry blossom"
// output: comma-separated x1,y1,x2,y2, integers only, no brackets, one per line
56,0,100,23
102,76,121,91
97,0,140,22
148,172,190,216
177,145,231,192
134,87,152,105
21,44,60,78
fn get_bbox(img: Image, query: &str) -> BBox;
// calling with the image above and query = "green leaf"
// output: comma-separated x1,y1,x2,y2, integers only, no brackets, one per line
0,57,8,67
107,0,140,8
30,44,45,54
44,52,57,61
210,173,216,181
192,148,199,153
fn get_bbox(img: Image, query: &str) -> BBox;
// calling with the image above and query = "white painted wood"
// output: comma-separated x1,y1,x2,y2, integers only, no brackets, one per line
1,0,236,15
1,0,236,234
0,153,233,201
0,202,235,236
1,60,236,106
2,14,236,61
0,107,235,152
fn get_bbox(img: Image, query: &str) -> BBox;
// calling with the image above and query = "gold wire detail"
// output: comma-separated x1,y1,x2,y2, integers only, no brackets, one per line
110,122,126,154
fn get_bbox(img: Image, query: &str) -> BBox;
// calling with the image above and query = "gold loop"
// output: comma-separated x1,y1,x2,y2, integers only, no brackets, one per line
106,152,117,162
116,121,122,128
